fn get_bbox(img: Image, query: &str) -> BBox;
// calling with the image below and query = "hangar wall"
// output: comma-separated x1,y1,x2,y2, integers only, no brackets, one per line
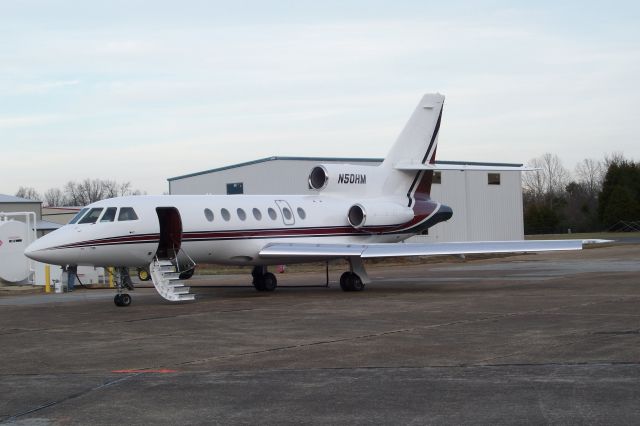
168,157,524,242
169,157,380,196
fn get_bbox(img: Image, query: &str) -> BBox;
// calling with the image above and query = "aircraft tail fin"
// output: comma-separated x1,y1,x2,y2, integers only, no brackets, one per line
380,94,444,206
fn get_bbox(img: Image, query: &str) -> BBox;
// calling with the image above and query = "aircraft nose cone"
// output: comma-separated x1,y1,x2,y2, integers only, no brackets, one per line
24,240,47,263
24,232,66,264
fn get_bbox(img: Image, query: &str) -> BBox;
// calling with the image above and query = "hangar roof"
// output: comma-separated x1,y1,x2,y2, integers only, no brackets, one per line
168,156,523,182
0,194,42,204
37,219,62,231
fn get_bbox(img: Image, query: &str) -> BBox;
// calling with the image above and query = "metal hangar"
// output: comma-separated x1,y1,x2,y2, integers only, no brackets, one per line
167,157,525,242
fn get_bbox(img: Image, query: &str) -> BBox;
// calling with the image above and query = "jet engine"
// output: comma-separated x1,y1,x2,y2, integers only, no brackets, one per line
308,164,380,193
347,201,414,229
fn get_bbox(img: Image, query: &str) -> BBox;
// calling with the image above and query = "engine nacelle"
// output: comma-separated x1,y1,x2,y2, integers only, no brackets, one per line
308,164,380,193
347,201,415,229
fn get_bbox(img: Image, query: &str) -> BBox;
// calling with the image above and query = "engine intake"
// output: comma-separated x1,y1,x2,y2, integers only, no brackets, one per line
308,166,328,190
348,204,366,228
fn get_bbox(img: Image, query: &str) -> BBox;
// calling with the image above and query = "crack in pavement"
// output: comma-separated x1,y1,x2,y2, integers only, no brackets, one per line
1,373,141,423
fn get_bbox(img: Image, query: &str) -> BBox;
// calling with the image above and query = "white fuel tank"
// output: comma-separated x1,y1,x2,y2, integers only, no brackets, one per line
0,220,30,283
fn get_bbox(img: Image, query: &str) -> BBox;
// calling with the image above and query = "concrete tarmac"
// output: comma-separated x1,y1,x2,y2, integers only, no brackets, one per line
1,244,639,425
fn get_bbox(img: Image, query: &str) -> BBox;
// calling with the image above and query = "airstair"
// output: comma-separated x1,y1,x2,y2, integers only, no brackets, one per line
149,257,196,302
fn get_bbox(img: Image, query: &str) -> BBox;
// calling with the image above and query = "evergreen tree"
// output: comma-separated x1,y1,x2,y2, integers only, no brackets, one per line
598,160,640,227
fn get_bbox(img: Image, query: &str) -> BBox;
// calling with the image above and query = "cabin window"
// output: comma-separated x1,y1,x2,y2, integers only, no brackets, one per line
68,208,88,224
488,173,501,185
282,207,293,220
79,208,103,224
268,207,277,220
237,208,247,221
221,208,231,221
100,207,117,222
204,208,214,222
433,172,442,184
297,207,306,220
226,182,244,195
252,208,262,220
118,207,139,221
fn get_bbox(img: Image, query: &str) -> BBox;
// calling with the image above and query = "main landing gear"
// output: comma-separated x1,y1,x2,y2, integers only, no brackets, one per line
113,266,134,307
252,266,278,292
339,272,365,291
339,257,370,292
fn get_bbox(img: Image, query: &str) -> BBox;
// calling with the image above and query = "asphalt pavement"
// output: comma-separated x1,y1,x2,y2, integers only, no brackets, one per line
1,244,639,425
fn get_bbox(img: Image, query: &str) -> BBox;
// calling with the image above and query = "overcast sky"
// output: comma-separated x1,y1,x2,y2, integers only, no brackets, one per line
2,0,639,196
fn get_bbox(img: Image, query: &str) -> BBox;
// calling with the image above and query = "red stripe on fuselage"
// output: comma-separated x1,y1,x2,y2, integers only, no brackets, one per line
44,211,441,251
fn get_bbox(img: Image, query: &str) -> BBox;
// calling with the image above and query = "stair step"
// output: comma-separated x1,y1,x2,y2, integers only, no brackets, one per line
159,266,176,272
149,259,197,303
167,282,185,288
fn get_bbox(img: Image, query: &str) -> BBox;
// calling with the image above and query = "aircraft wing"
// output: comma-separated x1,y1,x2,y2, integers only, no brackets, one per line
259,239,587,259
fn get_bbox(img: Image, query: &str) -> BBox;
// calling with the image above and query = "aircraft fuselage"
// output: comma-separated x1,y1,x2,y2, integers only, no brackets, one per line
25,194,447,268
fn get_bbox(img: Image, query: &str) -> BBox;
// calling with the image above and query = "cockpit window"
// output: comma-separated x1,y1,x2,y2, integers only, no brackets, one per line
68,208,88,224
118,207,139,221
100,207,117,223
78,208,104,224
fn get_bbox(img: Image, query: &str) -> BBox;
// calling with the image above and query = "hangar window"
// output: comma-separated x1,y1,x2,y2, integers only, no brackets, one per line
433,172,442,184
237,208,247,221
297,207,306,220
221,208,231,221
118,207,139,221
100,207,117,222
252,208,262,220
204,208,214,222
282,207,293,221
68,208,88,224
488,173,501,185
79,208,103,224
227,182,244,195
268,207,277,220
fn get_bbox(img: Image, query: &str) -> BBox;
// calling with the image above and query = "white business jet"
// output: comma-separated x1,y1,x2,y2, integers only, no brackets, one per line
25,94,583,306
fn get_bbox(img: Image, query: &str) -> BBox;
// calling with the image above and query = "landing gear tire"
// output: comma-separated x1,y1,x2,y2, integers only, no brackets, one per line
114,293,132,307
137,268,150,281
253,279,265,291
252,267,277,292
340,272,364,292
262,272,277,292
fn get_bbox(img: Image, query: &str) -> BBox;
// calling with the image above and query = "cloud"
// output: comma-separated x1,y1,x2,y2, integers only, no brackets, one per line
0,114,68,128
1,4,639,195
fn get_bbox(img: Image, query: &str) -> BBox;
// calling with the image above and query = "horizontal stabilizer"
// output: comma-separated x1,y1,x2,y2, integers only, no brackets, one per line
394,162,537,172
259,240,585,259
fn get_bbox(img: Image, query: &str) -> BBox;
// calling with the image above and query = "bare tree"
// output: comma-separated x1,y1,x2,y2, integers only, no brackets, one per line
575,158,604,196
15,186,41,201
604,151,626,168
43,188,67,207
63,179,145,205
103,180,120,199
120,181,143,196
523,153,570,203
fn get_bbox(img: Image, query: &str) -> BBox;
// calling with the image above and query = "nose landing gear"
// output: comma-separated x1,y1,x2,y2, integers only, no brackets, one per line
112,266,134,307
114,293,132,306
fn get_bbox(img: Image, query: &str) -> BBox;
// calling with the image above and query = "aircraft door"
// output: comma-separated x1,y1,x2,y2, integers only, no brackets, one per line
275,200,296,226
156,207,182,260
